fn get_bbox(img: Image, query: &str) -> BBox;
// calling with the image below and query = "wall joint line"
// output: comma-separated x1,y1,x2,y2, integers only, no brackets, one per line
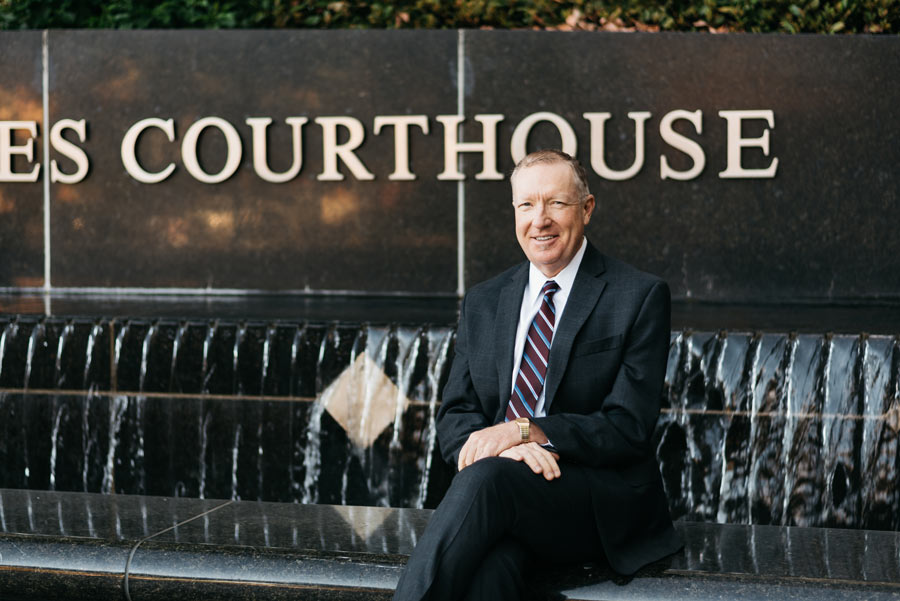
41,29,52,315
456,29,466,298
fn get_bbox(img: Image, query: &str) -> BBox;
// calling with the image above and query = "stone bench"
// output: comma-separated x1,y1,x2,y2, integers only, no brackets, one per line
1,489,899,600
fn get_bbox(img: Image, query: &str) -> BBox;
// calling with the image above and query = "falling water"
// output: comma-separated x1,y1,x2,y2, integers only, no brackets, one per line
198,320,218,499
81,388,95,491
340,326,371,505
48,404,66,491
417,328,454,509
232,322,246,395
55,322,73,388
257,324,278,497
131,323,156,492
348,327,389,505
85,321,105,390
860,336,900,529
350,326,398,506
300,326,341,505
657,330,900,528
261,323,276,393
170,321,188,392
289,323,309,497
0,319,17,383
231,423,241,501
101,396,129,494
289,324,307,398
392,329,422,448
386,328,423,507
23,320,45,390
201,320,217,394
198,411,211,499
1,315,898,527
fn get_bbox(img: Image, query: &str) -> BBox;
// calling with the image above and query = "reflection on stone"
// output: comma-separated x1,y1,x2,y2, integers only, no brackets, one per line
331,504,391,542
319,186,359,226
47,30,457,292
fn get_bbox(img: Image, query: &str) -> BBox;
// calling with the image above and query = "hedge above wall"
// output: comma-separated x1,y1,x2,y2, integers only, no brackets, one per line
0,0,897,33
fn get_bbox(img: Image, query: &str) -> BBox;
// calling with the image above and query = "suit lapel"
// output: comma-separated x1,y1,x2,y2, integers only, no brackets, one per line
543,245,607,412
495,263,529,422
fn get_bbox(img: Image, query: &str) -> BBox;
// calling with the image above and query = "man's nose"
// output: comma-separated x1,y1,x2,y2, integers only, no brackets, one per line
532,203,552,226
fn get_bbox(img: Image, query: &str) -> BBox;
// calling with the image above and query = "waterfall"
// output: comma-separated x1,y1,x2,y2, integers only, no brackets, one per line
0,314,897,527
417,328,454,509
0,319,18,384
300,325,343,505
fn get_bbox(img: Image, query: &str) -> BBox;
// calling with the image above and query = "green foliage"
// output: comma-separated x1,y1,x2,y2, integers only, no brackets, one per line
0,0,897,32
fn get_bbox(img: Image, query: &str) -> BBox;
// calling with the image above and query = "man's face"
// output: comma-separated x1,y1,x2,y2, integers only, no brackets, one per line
512,162,595,278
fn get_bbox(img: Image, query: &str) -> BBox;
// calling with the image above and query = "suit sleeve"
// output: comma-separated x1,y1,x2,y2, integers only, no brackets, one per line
532,280,670,467
436,293,492,466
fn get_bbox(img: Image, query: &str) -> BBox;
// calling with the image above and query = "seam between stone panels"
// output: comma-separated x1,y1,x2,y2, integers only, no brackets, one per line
122,500,234,601
0,285,459,298
0,388,893,419
0,387,443,407
42,30,51,305
457,29,465,298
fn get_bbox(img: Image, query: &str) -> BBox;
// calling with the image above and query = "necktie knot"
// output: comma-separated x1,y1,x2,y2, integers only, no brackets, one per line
541,280,559,299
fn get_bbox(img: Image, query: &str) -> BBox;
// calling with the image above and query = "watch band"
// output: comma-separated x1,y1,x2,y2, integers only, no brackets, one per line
515,417,530,441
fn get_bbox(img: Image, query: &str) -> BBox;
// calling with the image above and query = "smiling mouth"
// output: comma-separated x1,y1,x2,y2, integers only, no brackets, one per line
534,235,557,241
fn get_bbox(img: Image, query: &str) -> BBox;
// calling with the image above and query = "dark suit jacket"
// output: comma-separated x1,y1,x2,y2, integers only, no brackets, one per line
436,241,682,575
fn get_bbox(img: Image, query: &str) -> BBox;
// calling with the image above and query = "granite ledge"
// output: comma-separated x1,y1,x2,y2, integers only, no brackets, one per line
1,489,899,601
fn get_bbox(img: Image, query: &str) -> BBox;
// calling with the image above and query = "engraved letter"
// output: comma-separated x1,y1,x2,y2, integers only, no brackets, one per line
510,112,577,164
583,112,651,181
659,110,705,181
373,115,429,181
121,118,176,184
0,121,40,182
436,114,504,181
718,110,779,179
246,117,308,183
182,117,243,184
315,116,375,181
50,119,90,184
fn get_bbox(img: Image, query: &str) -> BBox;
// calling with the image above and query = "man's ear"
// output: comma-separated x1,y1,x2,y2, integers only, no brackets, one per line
582,195,596,224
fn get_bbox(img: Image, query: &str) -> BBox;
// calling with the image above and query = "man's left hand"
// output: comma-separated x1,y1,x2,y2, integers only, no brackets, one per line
500,442,561,480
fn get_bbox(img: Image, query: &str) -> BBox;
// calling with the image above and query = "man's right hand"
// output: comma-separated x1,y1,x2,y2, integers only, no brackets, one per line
457,421,520,471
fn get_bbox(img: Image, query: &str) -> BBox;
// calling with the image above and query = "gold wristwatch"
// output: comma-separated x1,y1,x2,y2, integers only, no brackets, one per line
515,417,530,441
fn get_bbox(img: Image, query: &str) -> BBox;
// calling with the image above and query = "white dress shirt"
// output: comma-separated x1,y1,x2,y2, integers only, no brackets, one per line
510,237,587,417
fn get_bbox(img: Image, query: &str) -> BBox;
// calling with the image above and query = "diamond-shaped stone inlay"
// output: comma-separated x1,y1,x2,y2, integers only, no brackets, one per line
320,351,410,448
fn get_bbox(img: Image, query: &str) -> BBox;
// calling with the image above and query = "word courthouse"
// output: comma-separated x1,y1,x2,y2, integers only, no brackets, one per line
1,109,778,185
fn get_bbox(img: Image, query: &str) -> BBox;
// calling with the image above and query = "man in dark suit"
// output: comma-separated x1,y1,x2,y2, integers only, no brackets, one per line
393,150,681,601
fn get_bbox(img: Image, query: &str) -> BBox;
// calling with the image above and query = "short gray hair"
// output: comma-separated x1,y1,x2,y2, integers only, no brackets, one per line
510,149,591,203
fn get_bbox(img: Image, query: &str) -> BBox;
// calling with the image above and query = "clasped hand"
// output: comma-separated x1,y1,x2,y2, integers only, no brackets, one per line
457,422,561,480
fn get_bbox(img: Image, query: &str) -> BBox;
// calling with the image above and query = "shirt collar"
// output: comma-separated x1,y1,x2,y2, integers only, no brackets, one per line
526,237,587,304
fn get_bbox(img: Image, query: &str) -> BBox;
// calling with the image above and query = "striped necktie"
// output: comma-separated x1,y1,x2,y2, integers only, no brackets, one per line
506,280,560,421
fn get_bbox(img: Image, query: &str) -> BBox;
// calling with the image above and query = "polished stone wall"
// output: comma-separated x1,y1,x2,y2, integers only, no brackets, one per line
0,31,898,302
0,32,44,289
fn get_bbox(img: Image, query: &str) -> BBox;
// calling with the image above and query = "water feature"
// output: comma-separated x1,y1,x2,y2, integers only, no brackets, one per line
0,314,898,527
0,316,455,509
657,330,900,530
